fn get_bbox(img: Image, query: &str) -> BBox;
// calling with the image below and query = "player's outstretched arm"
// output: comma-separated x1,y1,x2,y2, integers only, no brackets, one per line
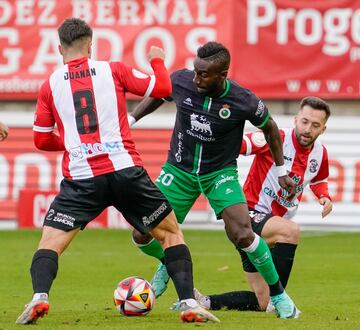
261,117,296,199
128,97,165,126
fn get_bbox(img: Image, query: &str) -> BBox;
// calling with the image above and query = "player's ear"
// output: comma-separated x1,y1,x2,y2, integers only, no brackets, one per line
88,41,92,58
58,44,63,56
321,125,327,134
220,70,228,79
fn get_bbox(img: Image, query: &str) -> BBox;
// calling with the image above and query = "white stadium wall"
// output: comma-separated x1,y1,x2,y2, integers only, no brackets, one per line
0,111,359,230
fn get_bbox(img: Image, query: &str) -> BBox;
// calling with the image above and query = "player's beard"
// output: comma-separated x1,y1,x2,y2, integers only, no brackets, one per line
295,131,316,147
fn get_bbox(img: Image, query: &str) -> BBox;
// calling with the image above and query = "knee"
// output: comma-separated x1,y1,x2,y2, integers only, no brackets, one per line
288,221,300,243
230,228,254,249
132,229,152,245
275,220,300,244
282,221,300,244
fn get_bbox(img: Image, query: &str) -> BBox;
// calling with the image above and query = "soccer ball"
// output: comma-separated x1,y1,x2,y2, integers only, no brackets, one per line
114,276,155,316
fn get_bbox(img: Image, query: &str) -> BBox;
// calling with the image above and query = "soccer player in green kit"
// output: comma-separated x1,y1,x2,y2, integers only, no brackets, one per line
129,42,300,319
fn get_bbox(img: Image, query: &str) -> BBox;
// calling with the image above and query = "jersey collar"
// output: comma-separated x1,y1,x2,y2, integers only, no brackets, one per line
65,57,88,66
218,79,230,98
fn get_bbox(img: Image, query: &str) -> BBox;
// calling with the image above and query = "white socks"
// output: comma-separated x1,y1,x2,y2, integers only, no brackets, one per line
32,293,48,301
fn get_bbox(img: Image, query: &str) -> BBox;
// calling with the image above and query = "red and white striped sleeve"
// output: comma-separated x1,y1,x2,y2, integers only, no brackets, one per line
33,80,55,133
33,80,65,151
110,58,171,98
310,146,331,200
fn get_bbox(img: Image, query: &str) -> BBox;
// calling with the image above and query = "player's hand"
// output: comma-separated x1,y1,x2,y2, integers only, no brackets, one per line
148,46,165,62
0,122,9,141
278,175,296,200
319,197,332,218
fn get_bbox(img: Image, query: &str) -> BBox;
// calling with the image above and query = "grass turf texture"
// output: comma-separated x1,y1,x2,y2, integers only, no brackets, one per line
0,229,359,329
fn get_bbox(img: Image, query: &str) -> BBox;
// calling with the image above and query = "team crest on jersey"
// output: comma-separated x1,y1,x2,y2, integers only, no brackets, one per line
255,100,265,117
219,104,231,119
309,159,319,173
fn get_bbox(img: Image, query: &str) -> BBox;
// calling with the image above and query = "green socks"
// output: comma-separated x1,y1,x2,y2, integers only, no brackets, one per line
135,238,165,261
242,234,279,285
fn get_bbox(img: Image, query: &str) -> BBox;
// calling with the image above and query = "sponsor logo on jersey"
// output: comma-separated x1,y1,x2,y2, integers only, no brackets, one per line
309,159,319,173
292,174,301,184
142,202,168,226
219,104,231,119
284,155,293,161
255,100,265,117
69,141,123,160
190,113,212,135
264,187,298,208
183,97,193,107
64,68,96,80
175,132,184,162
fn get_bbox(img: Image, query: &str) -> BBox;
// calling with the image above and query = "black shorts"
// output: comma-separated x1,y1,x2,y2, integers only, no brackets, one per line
239,208,273,273
43,166,172,234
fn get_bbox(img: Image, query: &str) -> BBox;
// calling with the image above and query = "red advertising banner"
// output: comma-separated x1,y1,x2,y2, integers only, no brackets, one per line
0,0,233,100
233,0,360,98
1,0,359,100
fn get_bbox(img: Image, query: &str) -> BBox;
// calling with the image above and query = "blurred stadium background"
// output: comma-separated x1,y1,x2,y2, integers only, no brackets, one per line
0,0,359,231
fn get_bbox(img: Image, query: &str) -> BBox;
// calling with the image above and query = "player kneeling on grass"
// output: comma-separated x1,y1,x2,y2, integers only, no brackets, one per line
16,18,219,325
193,96,333,313
130,41,301,319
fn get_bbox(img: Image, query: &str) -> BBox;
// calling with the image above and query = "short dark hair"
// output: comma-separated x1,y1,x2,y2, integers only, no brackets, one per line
58,18,92,47
197,41,230,69
300,96,331,120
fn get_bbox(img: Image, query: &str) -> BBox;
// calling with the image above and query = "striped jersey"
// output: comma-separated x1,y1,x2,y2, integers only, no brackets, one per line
34,57,159,180
241,128,329,218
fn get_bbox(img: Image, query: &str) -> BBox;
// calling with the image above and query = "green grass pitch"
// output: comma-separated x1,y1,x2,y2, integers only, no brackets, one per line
0,229,359,329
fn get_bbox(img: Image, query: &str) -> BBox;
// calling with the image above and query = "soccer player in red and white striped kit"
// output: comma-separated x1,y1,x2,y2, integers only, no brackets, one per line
195,96,333,312
16,18,219,324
